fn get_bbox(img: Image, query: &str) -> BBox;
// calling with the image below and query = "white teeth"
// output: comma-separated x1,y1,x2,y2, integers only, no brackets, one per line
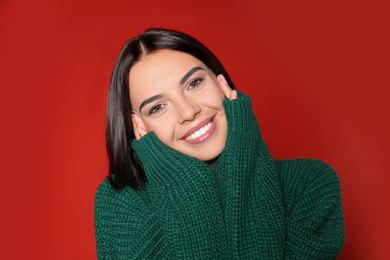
185,121,212,140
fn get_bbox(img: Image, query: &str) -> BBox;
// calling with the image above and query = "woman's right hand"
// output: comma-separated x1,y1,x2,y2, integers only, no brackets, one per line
131,114,148,140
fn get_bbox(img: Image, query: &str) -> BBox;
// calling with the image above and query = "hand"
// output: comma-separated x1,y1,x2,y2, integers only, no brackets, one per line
131,114,148,140
217,74,238,101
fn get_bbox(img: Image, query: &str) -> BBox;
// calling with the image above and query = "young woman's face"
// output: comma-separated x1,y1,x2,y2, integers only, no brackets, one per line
129,49,227,162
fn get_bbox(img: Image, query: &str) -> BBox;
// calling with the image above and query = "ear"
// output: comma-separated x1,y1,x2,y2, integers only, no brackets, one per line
131,114,148,140
217,74,237,101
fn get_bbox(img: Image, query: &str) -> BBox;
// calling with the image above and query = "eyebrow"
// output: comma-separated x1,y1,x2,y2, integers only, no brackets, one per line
138,66,205,113
180,66,205,85
139,94,164,112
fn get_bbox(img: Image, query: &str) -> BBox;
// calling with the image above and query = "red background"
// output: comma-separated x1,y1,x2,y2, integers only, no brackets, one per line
1,0,389,259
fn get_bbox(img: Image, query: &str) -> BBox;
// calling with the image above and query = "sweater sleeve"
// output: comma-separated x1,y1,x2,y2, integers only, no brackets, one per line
275,159,345,259
95,133,229,259
213,92,286,258
213,92,344,258
95,132,229,259
131,133,228,259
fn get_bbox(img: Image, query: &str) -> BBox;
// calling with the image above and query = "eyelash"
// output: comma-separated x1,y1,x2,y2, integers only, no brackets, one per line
148,104,165,115
188,78,204,90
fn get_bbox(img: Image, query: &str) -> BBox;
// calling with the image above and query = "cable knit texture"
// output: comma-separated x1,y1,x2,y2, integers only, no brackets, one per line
94,92,345,259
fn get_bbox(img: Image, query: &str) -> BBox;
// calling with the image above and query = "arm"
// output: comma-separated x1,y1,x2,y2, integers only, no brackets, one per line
213,82,286,258
215,79,344,259
132,132,228,258
95,132,229,258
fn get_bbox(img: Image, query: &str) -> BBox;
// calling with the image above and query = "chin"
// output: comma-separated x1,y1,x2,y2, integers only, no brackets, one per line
186,143,226,162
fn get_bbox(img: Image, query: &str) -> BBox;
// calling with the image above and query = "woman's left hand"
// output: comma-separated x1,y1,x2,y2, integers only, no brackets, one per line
217,74,238,101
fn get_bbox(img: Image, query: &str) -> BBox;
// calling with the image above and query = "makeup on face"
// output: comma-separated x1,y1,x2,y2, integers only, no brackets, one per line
129,49,228,161
181,115,216,144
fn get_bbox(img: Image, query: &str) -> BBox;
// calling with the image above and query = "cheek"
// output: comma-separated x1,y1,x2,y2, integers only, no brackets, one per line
143,118,175,144
209,75,225,98
201,84,225,106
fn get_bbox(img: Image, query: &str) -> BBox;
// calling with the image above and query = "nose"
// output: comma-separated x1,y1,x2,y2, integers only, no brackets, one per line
176,97,200,124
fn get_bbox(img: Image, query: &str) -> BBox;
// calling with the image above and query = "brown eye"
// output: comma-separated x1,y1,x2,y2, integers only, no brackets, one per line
188,78,204,90
149,104,165,115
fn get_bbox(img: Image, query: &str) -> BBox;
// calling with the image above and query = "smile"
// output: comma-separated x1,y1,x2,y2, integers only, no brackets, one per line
181,116,217,144
185,121,212,140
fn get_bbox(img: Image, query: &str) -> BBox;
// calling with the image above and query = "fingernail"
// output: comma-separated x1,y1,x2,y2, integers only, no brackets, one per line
132,114,138,123
137,127,141,136
233,90,237,97
220,75,228,85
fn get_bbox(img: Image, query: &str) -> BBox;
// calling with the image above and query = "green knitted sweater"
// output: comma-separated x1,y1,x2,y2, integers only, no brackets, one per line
94,93,345,259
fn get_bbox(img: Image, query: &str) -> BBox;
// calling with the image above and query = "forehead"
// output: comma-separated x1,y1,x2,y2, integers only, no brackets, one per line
128,49,208,104
129,49,205,84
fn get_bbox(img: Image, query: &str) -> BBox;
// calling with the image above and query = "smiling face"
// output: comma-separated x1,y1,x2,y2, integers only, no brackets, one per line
129,49,227,162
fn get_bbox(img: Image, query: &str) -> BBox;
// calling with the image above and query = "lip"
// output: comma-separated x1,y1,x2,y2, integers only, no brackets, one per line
181,115,217,144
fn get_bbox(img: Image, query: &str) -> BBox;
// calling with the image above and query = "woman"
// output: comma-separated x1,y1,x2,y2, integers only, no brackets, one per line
95,28,345,259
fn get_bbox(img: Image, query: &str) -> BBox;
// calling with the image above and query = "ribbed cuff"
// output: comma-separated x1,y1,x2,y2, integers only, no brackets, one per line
222,91,262,148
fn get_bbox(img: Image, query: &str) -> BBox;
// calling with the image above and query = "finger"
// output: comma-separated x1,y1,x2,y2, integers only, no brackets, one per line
217,74,237,101
137,126,147,139
217,74,232,98
131,114,148,140
230,90,238,101
131,114,140,140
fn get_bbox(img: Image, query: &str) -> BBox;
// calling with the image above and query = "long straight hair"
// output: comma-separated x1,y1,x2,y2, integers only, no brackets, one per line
106,28,236,190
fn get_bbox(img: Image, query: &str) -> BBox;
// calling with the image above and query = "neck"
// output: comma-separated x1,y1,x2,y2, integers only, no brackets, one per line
206,156,220,170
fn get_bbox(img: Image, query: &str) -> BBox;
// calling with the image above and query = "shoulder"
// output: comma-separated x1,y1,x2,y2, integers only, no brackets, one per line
94,179,169,258
95,177,146,204
274,158,342,213
94,178,151,221
274,158,340,189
